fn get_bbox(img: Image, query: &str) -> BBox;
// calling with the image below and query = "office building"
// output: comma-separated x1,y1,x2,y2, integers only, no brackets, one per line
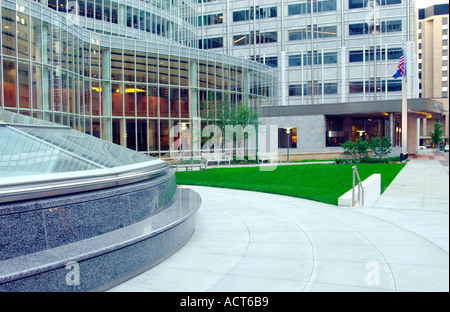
0,0,277,158
199,0,444,155
417,3,449,147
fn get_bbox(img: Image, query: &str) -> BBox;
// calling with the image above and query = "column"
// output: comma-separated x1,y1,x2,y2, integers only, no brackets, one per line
340,46,346,103
101,47,112,142
189,60,201,156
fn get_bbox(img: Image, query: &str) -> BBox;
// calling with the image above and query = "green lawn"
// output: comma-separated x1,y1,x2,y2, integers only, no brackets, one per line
175,163,405,206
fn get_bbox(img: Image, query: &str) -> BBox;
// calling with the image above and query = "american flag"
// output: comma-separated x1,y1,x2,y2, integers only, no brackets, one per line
397,54,405,76
393,51,405,79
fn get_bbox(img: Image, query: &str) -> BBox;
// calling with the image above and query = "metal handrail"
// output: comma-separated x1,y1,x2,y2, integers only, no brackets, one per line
352,166,365,207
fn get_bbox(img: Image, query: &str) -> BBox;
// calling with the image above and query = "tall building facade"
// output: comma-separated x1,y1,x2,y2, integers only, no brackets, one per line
198,0,447,156
198,0,419,106
417,3,449,146
0,0,277,158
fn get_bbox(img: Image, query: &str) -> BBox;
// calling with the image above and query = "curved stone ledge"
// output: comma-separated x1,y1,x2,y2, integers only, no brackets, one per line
0,187,201,292
0,170,178,261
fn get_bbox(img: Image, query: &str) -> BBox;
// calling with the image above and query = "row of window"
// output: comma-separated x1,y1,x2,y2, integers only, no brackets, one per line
289,82,338,96
348,0,402,9
289,51,338,66
288,0,337,16
33,0,196,45
289,25,337,41
349,47,403,62
233,6,277,23
349,80,402,93
288,79,402,96
233,31,278,46
199,20,402,50
349,20,402,36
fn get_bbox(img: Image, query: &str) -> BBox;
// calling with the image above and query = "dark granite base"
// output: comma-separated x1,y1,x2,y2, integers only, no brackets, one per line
0,187,201,292
0,171,177,261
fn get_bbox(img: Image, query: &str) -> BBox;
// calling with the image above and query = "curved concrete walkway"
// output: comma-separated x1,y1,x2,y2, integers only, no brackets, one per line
108,150,449,292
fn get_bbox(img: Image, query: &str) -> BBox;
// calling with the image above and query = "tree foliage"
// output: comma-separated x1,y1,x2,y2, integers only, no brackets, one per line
429,118,443,149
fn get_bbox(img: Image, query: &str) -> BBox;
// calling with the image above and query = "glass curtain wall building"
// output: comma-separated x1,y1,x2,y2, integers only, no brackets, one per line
0,0,277,158
198,0,418,106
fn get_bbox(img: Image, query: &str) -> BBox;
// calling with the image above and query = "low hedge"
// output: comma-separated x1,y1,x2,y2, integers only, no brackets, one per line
335,156,401,164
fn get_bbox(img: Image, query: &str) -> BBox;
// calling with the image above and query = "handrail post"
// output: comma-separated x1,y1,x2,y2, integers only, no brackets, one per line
351,166,365,207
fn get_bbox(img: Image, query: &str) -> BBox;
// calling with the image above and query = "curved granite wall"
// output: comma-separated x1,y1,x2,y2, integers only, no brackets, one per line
0,170,176,261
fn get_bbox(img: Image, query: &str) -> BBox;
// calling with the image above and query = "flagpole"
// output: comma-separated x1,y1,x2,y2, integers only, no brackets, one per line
401,71,408,155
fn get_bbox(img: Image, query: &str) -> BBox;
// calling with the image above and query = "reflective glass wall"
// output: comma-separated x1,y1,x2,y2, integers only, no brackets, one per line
0,0,277,158
32,0,199,48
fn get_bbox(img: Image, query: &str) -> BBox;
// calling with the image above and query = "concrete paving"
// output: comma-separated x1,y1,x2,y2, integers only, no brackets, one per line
108,150,449,292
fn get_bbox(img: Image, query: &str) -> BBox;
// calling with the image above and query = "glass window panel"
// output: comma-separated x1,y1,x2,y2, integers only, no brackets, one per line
135,52,146,83
160,120,169,151
83,79,90,114
148,119,159,151
148,54,158,83
170,88,180,119
123,51,135,82
32,64,42,110
30,17,41,62
18,60,30,109
136,84,147,117
61,70,68,113
124,83,136,117
111,49,123,81
137,120,148,152
159,56,169,84
104,0,110,22
17,12,30,59
126,119,136,150
148,86,158,118
2,8,16,57
91,45,99,78
159,87,169,118
112,83,123,116
92,80,100,116
180,89,189,119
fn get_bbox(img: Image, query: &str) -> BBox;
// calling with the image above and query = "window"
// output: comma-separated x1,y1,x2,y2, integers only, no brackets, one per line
289,0,336,15
350,50,364,62
233,31,277,46
349,0,401,9
289,25,337,41
289,55,302,67
289,84,302,96
324,83,338,94
200,37,223,49
278,128,297,148
199,13,223,26
265,56,278,68
349,20,401,35
233,7,277,22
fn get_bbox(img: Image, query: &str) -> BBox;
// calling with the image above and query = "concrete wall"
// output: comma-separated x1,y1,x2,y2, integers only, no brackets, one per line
259,115,328,154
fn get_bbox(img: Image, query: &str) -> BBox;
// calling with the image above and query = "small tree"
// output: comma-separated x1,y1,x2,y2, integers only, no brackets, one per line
429,118,443,150
370,136,392,159
340,137,370,160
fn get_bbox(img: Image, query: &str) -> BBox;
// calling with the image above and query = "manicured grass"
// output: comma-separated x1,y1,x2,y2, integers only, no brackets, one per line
175,163,405,206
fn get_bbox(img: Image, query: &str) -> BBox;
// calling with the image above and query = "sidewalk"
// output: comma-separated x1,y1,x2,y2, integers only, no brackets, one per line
108,150,449,292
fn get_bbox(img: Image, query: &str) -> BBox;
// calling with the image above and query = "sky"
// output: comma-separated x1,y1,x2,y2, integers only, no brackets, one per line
415,0,449,9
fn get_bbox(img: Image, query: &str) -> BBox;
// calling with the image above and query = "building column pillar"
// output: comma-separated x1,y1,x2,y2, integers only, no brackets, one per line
189,60,201,156
101,47,112,142
42,22,50,121
389,113,395,145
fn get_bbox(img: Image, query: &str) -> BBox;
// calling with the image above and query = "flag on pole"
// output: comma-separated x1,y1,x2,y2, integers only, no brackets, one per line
393,51,405,79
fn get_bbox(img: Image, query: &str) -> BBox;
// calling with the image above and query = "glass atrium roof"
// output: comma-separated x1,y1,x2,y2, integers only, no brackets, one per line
0,109,161,179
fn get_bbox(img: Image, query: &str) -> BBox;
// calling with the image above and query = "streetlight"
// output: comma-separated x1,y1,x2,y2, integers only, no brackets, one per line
283,127,294,163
